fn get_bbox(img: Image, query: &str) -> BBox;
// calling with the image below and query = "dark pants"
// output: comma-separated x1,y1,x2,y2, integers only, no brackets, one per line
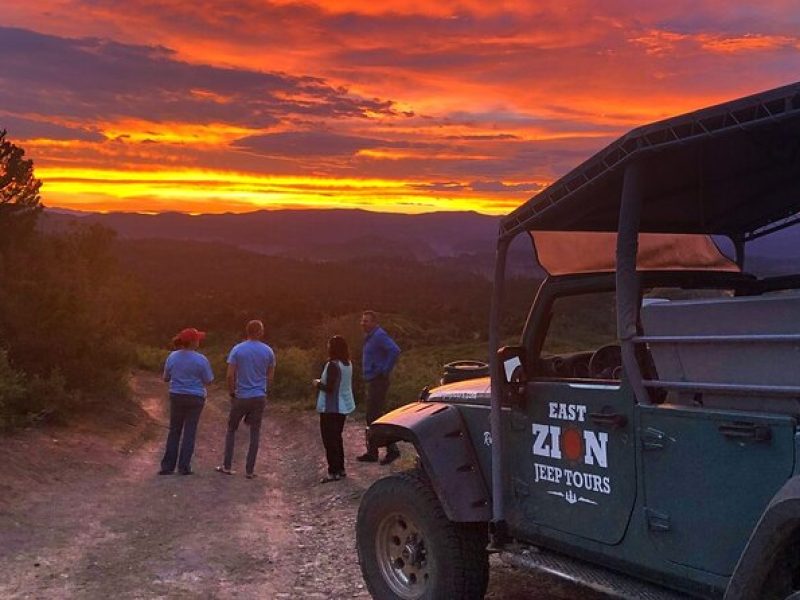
161,393,205,473
365,374,398,456
320,413,347,475
224,396,265,474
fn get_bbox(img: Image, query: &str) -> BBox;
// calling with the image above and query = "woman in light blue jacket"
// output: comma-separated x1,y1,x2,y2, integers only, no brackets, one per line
313,335,355,483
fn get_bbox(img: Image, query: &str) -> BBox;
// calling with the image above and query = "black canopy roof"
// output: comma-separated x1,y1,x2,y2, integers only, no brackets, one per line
500,82,800,240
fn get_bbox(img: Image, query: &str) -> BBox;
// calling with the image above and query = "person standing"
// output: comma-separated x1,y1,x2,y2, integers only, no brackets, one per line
357,310,401,465
160,328,214,476
217,319,276,479
313,335,355,483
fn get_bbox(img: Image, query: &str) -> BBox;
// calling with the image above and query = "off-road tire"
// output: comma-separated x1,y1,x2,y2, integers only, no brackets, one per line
356,469,489,600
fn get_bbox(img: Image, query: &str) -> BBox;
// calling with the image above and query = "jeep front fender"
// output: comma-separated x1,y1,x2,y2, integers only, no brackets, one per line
369,402,492,523
726,475,800,599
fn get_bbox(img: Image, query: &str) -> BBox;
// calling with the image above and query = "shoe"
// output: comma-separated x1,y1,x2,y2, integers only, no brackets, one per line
320,473,341,483
337,470,347,478
215,466,234,475
380,450,401,466
178,469,193,476
158,469,173,475
245,473,257,479
357,452,378,463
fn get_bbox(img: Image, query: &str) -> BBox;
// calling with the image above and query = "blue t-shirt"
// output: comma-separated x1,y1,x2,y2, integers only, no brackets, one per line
163,350,214,397
228,340,276,399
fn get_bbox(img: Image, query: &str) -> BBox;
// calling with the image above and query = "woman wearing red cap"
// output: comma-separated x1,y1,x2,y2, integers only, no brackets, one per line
159,328,214,475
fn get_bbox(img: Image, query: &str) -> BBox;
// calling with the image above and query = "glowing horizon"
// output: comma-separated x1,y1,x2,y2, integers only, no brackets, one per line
3,2,800,215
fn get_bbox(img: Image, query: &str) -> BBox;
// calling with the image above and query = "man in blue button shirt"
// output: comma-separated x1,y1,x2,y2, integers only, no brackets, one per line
357,310,401,465
217,319,276,478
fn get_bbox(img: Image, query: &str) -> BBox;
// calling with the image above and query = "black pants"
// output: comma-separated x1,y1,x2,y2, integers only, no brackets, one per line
320,413,347,475
161,394,205,473
223,396,265,475
365,374,398,456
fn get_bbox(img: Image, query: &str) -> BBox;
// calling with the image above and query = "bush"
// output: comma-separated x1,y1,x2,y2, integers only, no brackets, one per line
270,346,319,408
135,344,170,372
0,351,77,428
0,351,26,425
0,225,139,424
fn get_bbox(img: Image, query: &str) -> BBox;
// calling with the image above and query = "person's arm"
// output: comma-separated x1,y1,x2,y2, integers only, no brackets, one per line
380,333,401,375
202,359,214,385
163,354,172,382
226,363,237,397
316,361,340,393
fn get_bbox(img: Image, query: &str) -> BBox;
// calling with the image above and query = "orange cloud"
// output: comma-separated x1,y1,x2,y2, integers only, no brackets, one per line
2,1,800,215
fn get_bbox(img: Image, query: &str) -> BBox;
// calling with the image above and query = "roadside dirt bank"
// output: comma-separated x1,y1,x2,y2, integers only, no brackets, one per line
0,372,603,599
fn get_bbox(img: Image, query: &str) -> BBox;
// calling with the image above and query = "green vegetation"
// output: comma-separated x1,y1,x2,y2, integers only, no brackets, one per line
0,134,139,428
0,135,540,428
120,238,537,412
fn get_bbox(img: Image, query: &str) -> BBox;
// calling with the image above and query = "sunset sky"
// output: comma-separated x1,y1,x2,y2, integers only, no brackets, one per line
4,1,800,214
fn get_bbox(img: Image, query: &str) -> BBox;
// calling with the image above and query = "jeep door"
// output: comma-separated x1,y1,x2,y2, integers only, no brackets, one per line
508,288,637,545
638,404,795,576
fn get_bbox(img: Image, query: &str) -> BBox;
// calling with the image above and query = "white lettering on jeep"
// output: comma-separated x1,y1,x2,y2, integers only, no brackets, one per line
531,403,613,505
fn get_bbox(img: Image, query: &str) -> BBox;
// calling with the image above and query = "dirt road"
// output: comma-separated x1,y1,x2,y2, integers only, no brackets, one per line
0,373,601,599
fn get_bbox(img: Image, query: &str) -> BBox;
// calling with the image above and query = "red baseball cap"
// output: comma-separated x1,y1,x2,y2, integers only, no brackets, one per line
175,328,206,344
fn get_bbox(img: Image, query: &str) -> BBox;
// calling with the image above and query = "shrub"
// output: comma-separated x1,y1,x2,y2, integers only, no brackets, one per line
270,346,319,408
0,351,26,426
135,344,170,372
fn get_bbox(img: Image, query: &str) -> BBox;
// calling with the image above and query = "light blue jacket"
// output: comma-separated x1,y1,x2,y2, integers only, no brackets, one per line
316,360,355,414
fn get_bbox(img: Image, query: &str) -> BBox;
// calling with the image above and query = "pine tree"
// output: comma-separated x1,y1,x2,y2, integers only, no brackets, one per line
0,130,42,252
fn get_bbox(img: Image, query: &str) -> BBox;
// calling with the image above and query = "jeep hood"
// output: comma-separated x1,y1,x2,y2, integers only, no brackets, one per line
427,376,491,405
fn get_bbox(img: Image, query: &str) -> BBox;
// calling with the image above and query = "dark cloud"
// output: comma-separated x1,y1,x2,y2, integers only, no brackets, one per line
0,26,396,127
233,130,442,157
1,114,104,142
233,131,389,156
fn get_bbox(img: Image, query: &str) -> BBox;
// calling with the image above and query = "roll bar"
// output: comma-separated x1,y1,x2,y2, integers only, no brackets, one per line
488,236,509,542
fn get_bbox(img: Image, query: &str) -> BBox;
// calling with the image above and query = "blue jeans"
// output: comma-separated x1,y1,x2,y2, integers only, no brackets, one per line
224,396,265,475
161,393,205,473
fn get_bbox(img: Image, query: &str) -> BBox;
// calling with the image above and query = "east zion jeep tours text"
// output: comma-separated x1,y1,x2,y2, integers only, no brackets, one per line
532,403,611,503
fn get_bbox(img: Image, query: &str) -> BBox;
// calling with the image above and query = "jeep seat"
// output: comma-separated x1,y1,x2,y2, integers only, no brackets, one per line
641,292,800,415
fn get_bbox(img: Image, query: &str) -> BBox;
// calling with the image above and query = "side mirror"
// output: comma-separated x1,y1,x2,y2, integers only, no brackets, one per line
497,346,527,385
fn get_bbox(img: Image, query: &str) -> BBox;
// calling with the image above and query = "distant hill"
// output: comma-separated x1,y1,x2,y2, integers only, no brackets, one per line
41,208,798,277
41,208,540,277
41,208,496,256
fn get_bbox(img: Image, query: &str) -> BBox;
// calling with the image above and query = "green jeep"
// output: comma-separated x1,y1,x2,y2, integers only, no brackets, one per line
356,82,800,599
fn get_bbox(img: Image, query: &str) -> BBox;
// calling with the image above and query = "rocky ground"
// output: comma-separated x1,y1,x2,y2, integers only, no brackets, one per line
0,372,603,599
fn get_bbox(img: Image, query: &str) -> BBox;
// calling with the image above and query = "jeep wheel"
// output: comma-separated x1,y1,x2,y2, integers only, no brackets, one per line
357,470,489,600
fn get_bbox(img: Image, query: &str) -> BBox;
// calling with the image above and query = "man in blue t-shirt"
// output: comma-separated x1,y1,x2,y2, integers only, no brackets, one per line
357,310,401,465
217,319,276,478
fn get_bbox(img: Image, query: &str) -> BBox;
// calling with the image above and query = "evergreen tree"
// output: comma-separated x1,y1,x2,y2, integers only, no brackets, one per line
0,130,42,253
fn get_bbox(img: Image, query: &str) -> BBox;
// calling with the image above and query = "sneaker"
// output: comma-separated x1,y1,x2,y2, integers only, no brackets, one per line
337,470,347,478
245,473,257,479
215,466,234,475
320,473,341,483
158,469,173,476
380,450,401,466
178,469,194,476
356,452,378,463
